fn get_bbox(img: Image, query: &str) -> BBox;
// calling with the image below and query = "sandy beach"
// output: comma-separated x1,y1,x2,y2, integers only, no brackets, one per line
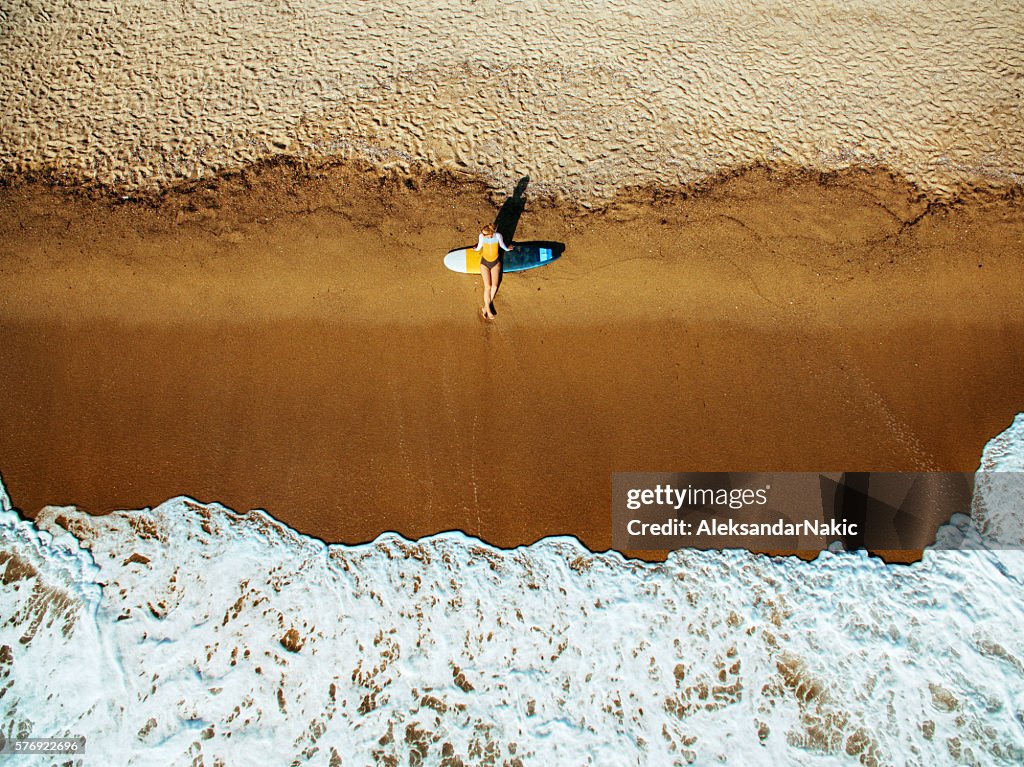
0,0,1021,555
1,164,1021,556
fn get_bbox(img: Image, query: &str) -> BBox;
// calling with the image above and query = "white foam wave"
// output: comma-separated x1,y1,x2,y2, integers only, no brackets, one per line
2,416,1024,765
0,485,118,757
971,414,1024,547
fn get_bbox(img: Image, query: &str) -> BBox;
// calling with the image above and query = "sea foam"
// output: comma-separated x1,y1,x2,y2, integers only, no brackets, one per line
2,419,1024,766
972,414,1024,548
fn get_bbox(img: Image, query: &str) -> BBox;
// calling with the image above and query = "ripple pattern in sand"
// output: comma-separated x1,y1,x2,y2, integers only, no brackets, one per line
1,0,1022,197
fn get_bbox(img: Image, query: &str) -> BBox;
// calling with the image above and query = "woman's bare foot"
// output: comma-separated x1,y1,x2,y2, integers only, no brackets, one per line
481,307,494,320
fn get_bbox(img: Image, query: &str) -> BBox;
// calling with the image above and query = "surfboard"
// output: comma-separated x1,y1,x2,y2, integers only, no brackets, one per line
444,241,564,273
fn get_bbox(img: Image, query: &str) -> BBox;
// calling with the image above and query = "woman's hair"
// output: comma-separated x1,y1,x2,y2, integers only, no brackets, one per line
481,224,495,236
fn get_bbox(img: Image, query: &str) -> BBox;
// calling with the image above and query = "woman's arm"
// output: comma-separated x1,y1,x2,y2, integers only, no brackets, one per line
496,233,512,251
473,234,484,251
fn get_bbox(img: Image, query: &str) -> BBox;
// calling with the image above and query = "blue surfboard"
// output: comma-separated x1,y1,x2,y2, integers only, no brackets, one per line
444,241,564,273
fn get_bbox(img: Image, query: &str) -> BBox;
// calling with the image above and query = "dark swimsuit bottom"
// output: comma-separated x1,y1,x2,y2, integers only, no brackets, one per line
480,254,501,268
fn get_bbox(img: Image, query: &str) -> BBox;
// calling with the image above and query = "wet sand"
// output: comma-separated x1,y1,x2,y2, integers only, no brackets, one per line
0,165,1022,556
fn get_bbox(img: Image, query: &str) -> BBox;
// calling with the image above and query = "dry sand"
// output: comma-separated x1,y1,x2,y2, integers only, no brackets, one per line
1,0,1022,199
0,164,1021,558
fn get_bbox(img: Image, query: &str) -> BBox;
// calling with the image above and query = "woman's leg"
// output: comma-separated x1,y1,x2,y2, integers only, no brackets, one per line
488,262,502,311
480,263,494,318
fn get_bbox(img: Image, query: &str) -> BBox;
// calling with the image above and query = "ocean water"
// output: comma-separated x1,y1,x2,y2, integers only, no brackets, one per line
2,417,1024,766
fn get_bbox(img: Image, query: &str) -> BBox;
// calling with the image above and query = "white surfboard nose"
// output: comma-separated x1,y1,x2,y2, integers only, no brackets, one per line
444,248,480,273
443,249,463,272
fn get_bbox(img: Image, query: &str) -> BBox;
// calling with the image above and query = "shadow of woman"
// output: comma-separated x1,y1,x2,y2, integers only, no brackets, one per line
483,176,565,317
494,175,530,243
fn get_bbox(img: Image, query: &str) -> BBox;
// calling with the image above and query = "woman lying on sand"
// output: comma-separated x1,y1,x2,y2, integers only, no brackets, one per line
474,224,511,320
